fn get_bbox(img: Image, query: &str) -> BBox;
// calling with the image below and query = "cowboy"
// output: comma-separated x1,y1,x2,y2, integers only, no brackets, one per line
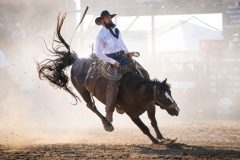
95,10,135,122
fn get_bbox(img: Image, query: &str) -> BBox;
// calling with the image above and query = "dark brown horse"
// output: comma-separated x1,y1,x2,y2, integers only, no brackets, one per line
38,14,180,144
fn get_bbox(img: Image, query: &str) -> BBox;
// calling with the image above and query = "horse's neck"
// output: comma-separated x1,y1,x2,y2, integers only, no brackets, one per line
145,82,155,100
136,81,155,105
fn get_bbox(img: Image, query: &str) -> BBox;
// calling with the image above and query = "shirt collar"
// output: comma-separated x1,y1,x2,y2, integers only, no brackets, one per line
102,26,116,31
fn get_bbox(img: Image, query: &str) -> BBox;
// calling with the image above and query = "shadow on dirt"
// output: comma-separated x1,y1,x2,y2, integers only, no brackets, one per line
137,142,240,159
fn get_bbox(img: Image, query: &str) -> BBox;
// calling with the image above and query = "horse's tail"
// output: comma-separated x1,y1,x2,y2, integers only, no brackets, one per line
37,13,80,103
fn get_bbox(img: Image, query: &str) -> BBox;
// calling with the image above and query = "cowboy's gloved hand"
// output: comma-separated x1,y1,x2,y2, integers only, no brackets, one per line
114,61,121,69
126,52,133,59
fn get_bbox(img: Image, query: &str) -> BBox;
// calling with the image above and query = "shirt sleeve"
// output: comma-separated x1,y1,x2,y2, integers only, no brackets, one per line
95,35,116,65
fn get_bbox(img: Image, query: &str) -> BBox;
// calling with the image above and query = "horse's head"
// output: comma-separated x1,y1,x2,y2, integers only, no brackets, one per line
153,78,179,116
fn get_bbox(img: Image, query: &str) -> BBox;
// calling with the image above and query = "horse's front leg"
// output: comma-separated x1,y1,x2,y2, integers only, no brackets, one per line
147,104,164,140
128,114,159,144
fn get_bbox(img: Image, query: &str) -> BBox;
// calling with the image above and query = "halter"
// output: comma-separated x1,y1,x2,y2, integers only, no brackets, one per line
153,85,165,106
153,85,177,110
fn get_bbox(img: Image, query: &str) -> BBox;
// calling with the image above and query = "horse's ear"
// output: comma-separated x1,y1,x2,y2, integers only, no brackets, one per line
162,78,167,84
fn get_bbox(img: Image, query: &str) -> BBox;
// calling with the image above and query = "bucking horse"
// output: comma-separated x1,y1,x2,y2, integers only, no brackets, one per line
38,14,180,144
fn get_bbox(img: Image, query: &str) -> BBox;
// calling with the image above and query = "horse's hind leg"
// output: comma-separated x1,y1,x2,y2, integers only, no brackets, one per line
75,85,114,132
147,104,164,140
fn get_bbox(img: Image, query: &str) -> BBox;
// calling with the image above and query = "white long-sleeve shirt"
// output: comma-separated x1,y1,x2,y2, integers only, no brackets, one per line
95,27,128,64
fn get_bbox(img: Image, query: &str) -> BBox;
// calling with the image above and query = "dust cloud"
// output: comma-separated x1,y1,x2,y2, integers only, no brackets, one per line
0,0,239,146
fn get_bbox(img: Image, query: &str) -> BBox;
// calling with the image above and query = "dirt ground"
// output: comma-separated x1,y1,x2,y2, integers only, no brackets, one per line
0,121,240,159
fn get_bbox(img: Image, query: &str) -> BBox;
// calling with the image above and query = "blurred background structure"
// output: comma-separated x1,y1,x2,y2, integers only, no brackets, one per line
0,0,240,139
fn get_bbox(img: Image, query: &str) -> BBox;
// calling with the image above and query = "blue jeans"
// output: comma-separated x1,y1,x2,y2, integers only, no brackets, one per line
107,51,129,65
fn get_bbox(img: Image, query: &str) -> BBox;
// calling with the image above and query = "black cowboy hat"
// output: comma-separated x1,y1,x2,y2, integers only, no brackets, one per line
95,10,117,25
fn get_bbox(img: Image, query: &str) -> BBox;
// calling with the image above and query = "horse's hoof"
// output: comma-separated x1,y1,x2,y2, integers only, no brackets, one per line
152,140,161,145
157,136,164,141
161,138,177,144
104,124,114,132
116,108,125,114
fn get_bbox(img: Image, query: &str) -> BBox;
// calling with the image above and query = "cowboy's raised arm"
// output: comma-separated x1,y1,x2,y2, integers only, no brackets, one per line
95,35,116,65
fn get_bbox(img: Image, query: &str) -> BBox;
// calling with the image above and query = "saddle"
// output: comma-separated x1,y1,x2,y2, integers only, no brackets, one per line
84,54,147,95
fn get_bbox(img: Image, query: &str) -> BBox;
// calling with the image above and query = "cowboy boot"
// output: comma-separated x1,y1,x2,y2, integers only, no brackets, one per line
105,79,119,122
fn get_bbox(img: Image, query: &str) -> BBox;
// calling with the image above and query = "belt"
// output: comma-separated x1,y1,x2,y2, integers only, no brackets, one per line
107,50,124,57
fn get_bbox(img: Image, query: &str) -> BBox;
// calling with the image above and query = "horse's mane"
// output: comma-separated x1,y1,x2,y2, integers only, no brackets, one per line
121,72,170,93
